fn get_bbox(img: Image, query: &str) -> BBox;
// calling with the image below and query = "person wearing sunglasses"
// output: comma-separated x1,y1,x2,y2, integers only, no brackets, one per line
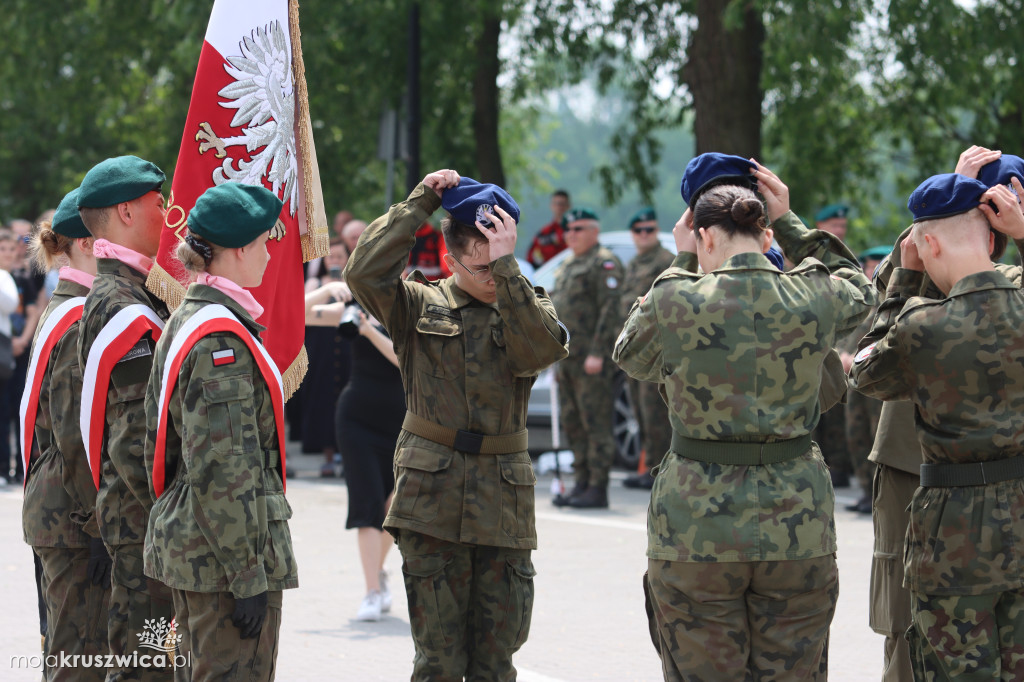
620,207,675,491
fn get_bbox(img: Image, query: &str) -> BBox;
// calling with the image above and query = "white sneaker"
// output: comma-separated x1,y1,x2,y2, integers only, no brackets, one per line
379,570,392,613
356,590,382,622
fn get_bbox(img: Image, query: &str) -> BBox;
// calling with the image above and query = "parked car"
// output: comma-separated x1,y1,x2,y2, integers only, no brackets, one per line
526,230,677,470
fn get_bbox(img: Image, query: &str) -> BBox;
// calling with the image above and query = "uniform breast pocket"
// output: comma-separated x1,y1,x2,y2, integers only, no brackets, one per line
201,374,257,454
414,315,463,380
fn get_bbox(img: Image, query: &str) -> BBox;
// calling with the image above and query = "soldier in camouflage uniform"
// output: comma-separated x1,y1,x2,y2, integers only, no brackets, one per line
22,188,109,681
619,207,675,490
549,207,624,508
614,155,875,681
76,156,173,682
144,183,297,682
345,171,568,681
851,172,1024,681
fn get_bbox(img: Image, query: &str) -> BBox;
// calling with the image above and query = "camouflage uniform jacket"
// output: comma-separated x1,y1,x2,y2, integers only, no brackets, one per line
551,242,624,360
78,258,170,549
143,285,297,598
614,211,875,562
345,183,569,550
23,279,96,548
850,267,1024,596
620,243,675,319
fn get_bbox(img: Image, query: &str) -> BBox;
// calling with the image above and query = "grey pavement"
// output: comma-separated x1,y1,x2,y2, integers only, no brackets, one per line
2,448,882,681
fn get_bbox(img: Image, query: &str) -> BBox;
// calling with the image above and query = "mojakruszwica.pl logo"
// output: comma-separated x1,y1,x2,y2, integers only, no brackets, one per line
9,617,191,671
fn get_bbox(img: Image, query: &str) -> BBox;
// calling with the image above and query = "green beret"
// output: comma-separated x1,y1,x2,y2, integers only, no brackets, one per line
562,207,600,227
859,245,892,262
52,188,91,239
188,183,283,248
77,156,165,209
629,206,657,227
814,203,849,222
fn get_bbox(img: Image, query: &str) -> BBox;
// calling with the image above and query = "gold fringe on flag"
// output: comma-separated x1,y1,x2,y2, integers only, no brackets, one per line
146,263,188,312
289,0,329,263
281,344,308,402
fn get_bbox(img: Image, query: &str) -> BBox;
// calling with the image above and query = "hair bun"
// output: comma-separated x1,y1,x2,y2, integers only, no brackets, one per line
730,197,763,228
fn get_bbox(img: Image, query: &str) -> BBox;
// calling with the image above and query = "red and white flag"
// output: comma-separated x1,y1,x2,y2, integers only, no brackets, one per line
149,0,328,398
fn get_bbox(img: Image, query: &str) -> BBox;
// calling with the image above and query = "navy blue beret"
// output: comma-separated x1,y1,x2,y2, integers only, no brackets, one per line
52,188,91,239
680,153,757,206
907,173,988,222
978,154,1024,188
765,247,785,271
441,177,520,227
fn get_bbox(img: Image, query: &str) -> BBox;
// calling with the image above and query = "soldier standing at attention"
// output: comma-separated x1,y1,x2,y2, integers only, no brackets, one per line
851,172,1024,680
615,154,875,681
22,188,109,681
550,208,624,509
76,156,173,681
345,171,568,681
144,183,297,681
620,207,674,490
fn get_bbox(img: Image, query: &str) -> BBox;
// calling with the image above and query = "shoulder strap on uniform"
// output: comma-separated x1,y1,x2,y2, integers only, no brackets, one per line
80,304,165,489
152,304,286,498
19,297,86,488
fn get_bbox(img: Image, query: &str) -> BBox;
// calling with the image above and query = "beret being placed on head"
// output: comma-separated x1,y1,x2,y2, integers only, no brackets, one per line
764,247,785,271
440,177,520,227
52,188,91,239
859,245,892,262
629,206,656,227
814,203,849,222
978,154,1024,188
907,173,988,223
188,183,283,249
680,153,757,206
561,207,600,227
77,155,165,209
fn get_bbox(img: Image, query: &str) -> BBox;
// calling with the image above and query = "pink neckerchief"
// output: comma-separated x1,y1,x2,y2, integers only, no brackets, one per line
58,267,95,290
92,239,154,274
196,273,264,320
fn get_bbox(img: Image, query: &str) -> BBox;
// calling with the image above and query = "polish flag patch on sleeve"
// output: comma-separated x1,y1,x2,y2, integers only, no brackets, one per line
212,349,236,366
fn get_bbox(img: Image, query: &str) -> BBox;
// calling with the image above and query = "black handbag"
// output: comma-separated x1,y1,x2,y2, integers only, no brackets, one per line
0,333,15,382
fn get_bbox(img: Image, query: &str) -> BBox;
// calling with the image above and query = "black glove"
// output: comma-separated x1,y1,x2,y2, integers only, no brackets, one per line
231,592,268,639
86,538,112,586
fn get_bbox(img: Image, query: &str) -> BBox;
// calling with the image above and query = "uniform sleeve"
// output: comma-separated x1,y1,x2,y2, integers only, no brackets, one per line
178,334,270,599
51,329,100,538
106,334,159,510
491,255,568,376
589,255,625,358
344,183,441,335
848,267,923,401
613,285,665,382
670,251,698,273
772,210,876,335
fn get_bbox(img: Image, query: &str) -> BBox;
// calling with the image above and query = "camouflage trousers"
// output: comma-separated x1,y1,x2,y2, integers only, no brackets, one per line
908,589,1024,681
645,555,838,681
870,464,917,682
170,589,283,682
35,546,111,682
397,530,535,681
845,388,882,492
629,378,671,471
814,403,850,475
555,359,616,487
108,544,174,682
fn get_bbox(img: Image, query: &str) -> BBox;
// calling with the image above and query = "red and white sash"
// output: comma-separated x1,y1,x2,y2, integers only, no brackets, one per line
80,305,166,489
19,297,86,486
152,304,286,498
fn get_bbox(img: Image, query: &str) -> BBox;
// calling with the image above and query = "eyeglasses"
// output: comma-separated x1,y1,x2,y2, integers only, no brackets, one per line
450,252,493,283
631,227,656,235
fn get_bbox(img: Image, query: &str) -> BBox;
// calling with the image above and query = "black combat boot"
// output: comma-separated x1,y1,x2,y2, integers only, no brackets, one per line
568,485,608,509
623,471,656,490
553,481,588,507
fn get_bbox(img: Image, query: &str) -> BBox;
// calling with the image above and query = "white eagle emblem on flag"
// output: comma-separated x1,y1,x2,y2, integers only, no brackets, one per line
195,20,296,237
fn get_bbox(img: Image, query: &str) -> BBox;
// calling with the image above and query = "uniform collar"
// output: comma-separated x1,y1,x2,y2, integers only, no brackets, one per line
58,266,95,290
441,276,494,310
947,269,1015,298
715,251,778,273
186,284,266,333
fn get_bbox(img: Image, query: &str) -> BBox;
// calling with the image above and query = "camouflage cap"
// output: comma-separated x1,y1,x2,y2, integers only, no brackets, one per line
440,177,520,227
978,154,1024,188
629,206,657,227
814,203,849,222
562,207,600,227
680,153,757,206
908,173,987,223
188,183,283,248
52,188,91,239
77,155,165,209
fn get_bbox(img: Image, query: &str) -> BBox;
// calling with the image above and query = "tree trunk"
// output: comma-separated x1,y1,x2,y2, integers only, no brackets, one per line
682,0,764,159
473,13,506,187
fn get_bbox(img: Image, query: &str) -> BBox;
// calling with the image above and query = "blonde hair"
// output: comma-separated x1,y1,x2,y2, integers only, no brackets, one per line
175,234,221,273
29,220,74,273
